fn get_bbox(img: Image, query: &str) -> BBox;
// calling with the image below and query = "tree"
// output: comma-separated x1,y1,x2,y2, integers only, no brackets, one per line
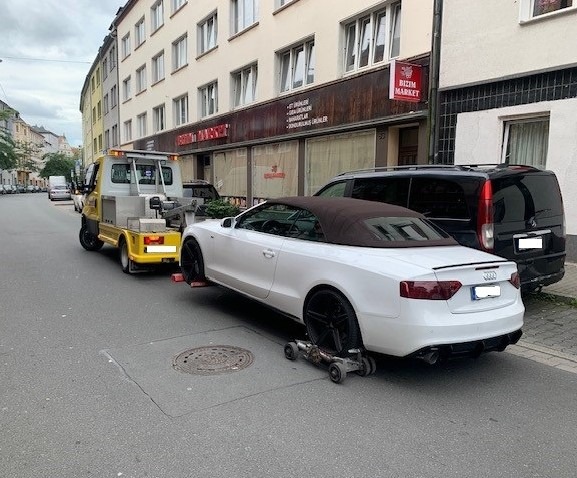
40,153,76,181
0,109,17,171
15,140,41,173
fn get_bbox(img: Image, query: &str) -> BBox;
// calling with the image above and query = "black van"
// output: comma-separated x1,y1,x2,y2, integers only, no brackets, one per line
315,164,566,292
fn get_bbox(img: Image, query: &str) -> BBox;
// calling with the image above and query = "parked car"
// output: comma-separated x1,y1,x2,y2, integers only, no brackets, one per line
182,180,221,215
26,185,35,193
0,185,7,195
315,164,566,293
48,184,72,201
10,185,19,194
179,196,523,361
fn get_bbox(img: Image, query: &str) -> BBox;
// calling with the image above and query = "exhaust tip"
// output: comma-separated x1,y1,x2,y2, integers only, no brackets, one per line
419,350,440,365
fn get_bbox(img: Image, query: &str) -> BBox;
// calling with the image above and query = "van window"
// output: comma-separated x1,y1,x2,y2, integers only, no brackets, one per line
316,181,348,197
350,177,410,207
492,173,563,223
408,178,470,220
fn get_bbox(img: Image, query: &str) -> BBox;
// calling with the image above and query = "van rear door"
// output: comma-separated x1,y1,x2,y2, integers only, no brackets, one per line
492,170,565,288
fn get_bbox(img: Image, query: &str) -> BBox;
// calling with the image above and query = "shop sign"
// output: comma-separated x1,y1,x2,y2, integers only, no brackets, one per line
176,123,229,146
389,60,423,103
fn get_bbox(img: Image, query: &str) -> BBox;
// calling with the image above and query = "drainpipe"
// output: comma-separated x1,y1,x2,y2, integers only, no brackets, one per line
428,0,443,164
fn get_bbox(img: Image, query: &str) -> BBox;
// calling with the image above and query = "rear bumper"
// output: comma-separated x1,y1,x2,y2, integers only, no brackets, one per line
517,253,565,290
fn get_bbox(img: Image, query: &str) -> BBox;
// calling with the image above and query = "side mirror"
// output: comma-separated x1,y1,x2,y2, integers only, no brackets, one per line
220,217,234,228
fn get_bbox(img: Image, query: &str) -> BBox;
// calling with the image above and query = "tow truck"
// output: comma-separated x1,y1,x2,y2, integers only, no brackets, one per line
79,149,198,274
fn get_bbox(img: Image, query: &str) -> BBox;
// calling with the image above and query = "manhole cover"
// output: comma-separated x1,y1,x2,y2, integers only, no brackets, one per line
173,345,254,375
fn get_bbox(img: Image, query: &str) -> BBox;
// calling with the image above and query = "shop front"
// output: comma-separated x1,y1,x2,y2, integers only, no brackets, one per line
133,56,430,206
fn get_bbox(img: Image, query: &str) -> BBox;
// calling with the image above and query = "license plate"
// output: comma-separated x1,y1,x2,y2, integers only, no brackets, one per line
518,237,543,250
145,245,177,253
471,285,501,300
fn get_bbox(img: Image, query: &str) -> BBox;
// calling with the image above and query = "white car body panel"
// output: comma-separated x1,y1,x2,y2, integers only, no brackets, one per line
182,208,524,358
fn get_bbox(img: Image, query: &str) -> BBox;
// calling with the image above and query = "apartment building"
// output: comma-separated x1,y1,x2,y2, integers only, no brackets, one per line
437,0,577,261
108,0,433,206
101,33,121,153
14,120,45,187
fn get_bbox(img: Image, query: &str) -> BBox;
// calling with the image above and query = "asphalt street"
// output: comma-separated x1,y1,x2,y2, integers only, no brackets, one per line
1,193,576,478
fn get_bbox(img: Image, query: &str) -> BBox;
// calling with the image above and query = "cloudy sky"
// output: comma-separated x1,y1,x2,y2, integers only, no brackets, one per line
0,0,123,147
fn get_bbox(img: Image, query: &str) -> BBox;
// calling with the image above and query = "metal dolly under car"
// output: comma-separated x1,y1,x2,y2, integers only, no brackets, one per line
284,339,376,384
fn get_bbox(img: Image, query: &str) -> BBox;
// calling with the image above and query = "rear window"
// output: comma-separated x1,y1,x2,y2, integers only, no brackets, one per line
364,216,451,242
492,173,563,222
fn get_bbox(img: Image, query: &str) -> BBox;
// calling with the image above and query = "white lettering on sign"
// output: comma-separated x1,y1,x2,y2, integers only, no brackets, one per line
286,98,329,130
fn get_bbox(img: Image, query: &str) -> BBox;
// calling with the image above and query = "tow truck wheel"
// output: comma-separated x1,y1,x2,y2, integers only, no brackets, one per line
180,238,205,284
79,224,104,251
284,342,299,361
119,238,132,274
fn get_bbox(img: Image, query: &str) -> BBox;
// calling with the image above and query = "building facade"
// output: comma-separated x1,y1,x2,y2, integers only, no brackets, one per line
437,0,577,261
103,0,433,206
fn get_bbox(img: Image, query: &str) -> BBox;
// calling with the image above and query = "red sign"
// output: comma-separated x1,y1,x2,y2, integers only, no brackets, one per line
389,60,423,103
176,123,229,146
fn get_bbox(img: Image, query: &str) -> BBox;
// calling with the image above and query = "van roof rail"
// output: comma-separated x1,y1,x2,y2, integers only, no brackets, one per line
334,163,541,176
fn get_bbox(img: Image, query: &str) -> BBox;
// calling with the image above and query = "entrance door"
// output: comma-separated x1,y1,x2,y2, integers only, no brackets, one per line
398,127,419,166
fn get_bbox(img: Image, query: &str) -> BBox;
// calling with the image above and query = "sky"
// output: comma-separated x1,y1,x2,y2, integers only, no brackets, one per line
0,0,123,147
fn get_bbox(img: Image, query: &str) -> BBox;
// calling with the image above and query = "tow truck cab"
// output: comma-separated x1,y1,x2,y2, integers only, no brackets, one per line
79,149,196,274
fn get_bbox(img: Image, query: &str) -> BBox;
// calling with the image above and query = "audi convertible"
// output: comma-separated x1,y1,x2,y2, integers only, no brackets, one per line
179,196,523,362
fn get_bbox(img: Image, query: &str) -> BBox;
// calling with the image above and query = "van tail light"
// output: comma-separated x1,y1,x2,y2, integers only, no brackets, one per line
144,235,164,245
400,281,462,300
477,179,494,252
509,272,521,289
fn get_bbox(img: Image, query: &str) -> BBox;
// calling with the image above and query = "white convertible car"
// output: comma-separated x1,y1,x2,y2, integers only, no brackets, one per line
179,196,524,362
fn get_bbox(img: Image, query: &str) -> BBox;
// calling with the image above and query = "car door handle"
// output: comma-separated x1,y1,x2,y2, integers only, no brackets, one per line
262,249,276,258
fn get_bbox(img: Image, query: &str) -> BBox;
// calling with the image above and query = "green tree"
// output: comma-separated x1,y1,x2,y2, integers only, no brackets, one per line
15,140,41,173
40,152,76,181
0,109,17,170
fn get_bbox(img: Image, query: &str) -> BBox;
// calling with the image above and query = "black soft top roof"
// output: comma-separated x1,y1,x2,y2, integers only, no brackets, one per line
265,196,458,248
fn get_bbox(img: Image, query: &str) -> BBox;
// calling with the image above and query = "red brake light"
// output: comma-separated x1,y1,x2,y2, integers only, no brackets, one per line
400,281,462,300
477,179,494,252
509,272,521,289
144,235,164,245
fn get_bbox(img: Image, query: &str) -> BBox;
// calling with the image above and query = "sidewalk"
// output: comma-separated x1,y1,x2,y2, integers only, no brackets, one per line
508,262,577,373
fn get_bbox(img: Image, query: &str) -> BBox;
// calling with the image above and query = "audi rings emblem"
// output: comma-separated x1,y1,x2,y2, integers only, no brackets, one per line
483,271,497,281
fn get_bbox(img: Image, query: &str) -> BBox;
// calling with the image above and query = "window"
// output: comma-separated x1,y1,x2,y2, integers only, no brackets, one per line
232,0,258,34
136,65,147,93
111,163,173,185
501,117,549,169
121,33,131,59
104,129,110,150
532,0,573,16
153,104,166,132
98,134,103,151
111,85,118,108
135,17,146,47
91,77,95,92
174,94,189,126
199,82,218,117
198,12,217,54
92,107,96,124
137,112,147,138
93,138,97,152
172,0,186,14
124,120,133,142
344,3,401,73
112,125,118,146
122,76,131,101
103,94,109,114
280,39,315,92
172,35,188,71
109,46,116,70
152,51,165,83
102,58,108,80
97,101,102,119
96,68,100,86
232,64,257,107
151,0,164,32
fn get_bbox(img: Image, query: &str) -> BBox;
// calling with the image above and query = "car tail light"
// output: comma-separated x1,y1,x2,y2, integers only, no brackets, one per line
400,281,462,300
144,235,164,245
509,272,521,289
477,179,494,252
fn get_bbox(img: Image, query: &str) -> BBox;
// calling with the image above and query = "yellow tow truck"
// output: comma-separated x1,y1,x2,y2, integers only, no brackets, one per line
79,149,198,274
